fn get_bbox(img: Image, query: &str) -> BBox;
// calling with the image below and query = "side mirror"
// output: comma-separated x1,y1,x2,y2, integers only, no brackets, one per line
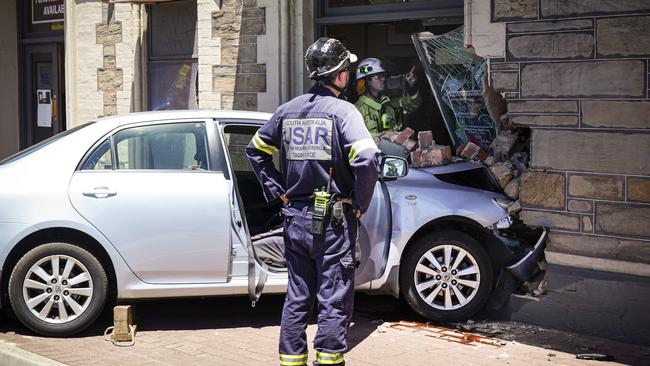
380,156,408,180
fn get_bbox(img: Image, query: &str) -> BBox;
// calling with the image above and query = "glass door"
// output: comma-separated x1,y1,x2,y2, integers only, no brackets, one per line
22,43,64,146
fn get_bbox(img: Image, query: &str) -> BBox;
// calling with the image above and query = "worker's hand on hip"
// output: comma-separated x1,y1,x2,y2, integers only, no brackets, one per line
356,210,364,220
279,194,288,205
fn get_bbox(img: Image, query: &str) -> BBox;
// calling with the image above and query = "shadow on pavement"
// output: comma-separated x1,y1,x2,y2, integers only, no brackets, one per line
2,293,648,364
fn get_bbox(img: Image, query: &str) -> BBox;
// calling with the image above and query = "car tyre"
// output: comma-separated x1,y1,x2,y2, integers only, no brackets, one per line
400,230,493,322
8,242,108,336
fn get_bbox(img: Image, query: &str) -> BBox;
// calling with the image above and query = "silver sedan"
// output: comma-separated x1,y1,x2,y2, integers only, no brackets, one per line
0,110,545,336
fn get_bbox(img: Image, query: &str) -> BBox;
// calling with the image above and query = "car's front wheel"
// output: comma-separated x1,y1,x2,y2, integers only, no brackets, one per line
8,242,108,336
400,230,493,322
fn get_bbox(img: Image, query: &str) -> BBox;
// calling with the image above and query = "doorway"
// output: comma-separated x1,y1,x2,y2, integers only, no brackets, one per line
22,43,65,147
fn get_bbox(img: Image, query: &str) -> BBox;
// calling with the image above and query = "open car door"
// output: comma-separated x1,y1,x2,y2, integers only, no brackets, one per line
356,180,392,285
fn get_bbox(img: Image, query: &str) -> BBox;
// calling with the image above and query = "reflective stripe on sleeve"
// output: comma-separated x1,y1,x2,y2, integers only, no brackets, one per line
279,353,308,366
348,138,376,163
252,132,279,155
315,351,344,364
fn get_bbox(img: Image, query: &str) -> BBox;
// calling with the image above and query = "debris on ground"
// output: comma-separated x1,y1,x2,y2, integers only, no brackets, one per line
575,353,615,361
387,321,504,347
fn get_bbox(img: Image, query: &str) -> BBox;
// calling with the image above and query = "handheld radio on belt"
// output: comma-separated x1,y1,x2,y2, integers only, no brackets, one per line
312,167,333,234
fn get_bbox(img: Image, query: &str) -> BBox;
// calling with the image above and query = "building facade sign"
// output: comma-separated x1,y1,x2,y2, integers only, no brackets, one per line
32,0,65,24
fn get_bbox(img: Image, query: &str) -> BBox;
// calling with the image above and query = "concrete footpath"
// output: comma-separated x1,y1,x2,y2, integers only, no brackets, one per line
0,294,648,366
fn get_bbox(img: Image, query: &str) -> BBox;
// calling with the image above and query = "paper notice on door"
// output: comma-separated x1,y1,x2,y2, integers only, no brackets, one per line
37,89,52,128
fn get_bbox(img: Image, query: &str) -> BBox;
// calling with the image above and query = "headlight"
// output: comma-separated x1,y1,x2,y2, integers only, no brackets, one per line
495,216,512,229
492,198,512,210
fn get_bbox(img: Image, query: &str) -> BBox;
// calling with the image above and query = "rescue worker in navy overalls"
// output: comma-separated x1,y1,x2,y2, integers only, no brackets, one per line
246,37,380,366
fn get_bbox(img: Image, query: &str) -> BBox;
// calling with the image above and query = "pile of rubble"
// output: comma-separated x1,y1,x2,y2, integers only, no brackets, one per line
378,128,452,167
456,129,529,216
377,126,529,216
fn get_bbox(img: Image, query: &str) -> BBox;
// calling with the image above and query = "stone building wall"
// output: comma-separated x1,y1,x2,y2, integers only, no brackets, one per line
212,0,267,111
488,0,650,277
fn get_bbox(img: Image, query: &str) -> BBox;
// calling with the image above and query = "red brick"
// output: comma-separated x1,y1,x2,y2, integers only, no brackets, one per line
417,130,433,150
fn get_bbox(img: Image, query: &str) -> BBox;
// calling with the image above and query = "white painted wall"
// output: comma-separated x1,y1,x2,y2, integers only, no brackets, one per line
464,0,505,58
65,0,103,127
115,3,144,114
257,0,281,112
197,0,222,110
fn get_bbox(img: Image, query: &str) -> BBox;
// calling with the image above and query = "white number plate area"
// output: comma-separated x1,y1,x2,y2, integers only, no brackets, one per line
282,118,333,161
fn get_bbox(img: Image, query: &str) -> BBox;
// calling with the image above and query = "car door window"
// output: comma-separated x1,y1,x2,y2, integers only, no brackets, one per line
81,139,113,170
114,122,208,170
223,125,280,173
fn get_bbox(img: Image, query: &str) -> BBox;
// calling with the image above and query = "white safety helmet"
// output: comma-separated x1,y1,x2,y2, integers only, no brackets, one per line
356,58,386,79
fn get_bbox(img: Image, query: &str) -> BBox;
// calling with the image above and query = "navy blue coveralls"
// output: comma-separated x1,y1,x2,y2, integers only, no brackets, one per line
246,85,380,366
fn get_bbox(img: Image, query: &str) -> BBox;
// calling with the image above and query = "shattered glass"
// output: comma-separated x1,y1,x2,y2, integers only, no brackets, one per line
412,26,498,150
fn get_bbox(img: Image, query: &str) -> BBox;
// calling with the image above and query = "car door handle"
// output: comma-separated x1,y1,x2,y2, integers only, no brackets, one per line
82,187,117,199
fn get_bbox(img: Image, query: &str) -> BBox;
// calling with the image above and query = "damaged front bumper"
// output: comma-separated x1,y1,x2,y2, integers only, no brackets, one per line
505,227,547,282
485,218,548,310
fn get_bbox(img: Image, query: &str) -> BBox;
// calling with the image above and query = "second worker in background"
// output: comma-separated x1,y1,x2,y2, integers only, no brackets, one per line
354,58,422,139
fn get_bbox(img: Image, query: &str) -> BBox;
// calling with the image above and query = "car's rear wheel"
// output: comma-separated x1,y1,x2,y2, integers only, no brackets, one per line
400,230,493,322
8,242,108,336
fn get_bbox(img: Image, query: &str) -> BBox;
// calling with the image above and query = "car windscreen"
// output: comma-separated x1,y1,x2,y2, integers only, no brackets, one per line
0,122,95,166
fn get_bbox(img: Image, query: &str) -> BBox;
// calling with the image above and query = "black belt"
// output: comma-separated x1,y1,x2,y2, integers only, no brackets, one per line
287,200,353,212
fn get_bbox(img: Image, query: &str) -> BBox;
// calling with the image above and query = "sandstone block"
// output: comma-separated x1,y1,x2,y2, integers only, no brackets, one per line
546,232,650,264
490,71,518,92
507,19,593,33
581,100,650,129
508,199,522,214
597,15,650,57
596,203,650,237
212,11,239,36
490,162,514,189
238,63,266,74
568,174,624,200
504,178,521,199
508,100,578,113
520,171,565,209
232,92,257,111
235,73,266,92
241,6,265,18
628,177,650,203
213,73,236,92
511,114,578,127
582,215,593,233
96,22,122,44
490,130,518,160
520,210,580,231
567,200,592,213
507,32,594,61
493,0,538,21
521,60,646,98
490,62,519,71
221,42,257,64
113,305,134,342
240,13,265,35
531,130,650,175
103,54,116,69
97,68,123,91
541,0,650,18
417,131,433,150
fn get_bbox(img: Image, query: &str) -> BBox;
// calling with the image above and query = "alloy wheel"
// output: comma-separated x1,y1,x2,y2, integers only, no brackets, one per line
22,255,94,323
413,244,480,311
